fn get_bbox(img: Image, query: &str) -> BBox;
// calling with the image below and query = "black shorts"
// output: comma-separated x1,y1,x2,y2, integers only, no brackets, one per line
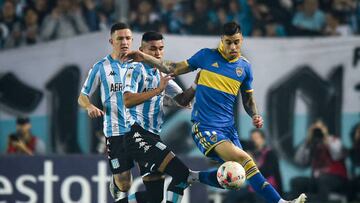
106,124,171,176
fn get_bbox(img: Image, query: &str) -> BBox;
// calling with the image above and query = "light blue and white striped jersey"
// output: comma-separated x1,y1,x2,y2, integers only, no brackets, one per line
123,63,183,135
81,55,134,137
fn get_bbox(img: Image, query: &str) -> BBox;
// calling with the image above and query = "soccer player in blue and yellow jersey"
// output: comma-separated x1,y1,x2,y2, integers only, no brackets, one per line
123,22,307,203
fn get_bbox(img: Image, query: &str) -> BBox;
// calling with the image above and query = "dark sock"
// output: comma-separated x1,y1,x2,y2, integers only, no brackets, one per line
143,178,165,203
163,157,190,203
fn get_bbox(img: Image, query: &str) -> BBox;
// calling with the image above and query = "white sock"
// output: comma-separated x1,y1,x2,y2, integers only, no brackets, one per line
278,199,287,203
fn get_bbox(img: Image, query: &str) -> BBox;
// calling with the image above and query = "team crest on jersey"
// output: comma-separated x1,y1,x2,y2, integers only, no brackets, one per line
210,134,217,142
236,67,243,77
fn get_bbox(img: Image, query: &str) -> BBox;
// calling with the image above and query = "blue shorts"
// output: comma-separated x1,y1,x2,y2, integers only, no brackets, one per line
191,122,243,163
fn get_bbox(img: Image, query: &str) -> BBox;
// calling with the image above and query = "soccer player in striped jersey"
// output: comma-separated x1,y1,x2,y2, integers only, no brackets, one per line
123,22,307,203
122,31,198,203
78,23,148,203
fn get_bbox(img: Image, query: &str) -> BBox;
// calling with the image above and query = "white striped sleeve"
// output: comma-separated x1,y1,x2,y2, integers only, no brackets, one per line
165,80,183,98
81,63,101,97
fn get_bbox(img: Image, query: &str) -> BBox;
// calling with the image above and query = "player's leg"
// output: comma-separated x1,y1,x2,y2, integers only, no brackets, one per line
107,135,133,202
142,173,165,203
129,124,191,203
107,135,148,203
189,123,227,189
214,141,306,203
158,152,190,203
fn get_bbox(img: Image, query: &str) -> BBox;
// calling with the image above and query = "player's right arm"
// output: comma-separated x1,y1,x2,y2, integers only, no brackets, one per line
123,50,191,76
78,94,104,118
78,63,104,118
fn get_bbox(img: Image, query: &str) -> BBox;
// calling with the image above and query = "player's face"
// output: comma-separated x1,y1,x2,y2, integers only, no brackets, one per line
140,40,164,59
110,29,133,56
221,33,243,60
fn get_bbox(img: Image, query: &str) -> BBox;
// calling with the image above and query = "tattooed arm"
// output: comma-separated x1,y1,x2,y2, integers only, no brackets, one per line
241,91,263,128
241,91,258,117
124,50,191,75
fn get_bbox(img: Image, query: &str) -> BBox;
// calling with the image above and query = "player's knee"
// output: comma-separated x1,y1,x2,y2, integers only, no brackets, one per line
231,149,253,164
117,181,131,191
114,173,132,192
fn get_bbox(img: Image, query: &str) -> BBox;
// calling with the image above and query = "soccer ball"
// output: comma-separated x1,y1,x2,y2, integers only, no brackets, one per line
217,161,246,190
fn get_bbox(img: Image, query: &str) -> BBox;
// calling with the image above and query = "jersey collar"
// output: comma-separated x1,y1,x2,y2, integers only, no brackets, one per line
107,54,121,64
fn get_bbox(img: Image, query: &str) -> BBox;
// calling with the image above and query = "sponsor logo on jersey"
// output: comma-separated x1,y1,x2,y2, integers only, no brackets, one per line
212,62,219,68
109,71,117,76
110,82,123,92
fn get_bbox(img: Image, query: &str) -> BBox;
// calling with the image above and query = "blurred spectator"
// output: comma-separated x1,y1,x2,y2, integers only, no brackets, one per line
292,0,326,35
40,0,89,41
97,0,128,30
6,117,46,155
348,122,360,201
293,119,348,201
190,0,212,35
249,129,283,194
81,0,98,31
31,0,51,25
130,0,159,32
265,20,286,36
1,0,22,49
21,7,41,45
324,11,353,36
228,0,253,36
331,0,358,33
0,0,360,51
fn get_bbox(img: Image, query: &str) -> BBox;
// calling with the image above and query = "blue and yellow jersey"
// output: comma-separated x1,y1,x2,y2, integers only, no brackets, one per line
187,48,253,128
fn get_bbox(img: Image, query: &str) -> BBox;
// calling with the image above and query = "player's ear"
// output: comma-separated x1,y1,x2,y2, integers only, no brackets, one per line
139,46,143,51
109,38,113,45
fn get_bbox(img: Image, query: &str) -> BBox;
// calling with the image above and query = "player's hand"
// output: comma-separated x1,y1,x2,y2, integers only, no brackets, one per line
122,50,145,62
87,105,104,118
158,73,174,92
252,114,263,128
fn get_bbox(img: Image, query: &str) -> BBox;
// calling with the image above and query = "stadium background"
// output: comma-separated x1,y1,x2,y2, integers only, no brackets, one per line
0,0,359,202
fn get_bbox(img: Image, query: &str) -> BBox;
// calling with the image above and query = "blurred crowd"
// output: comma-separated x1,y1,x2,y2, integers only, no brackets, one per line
0,0,359,50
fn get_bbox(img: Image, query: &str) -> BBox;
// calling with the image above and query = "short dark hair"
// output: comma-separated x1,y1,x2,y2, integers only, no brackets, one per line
222,22,242,36
142,31,163,42
16,117,30,125
110,22,130,34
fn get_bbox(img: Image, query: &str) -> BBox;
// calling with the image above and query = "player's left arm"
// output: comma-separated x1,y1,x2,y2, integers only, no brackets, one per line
241,91,263,128
172,71,200,106
123,50,191,76
241,63,263,128
173,87,195,107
